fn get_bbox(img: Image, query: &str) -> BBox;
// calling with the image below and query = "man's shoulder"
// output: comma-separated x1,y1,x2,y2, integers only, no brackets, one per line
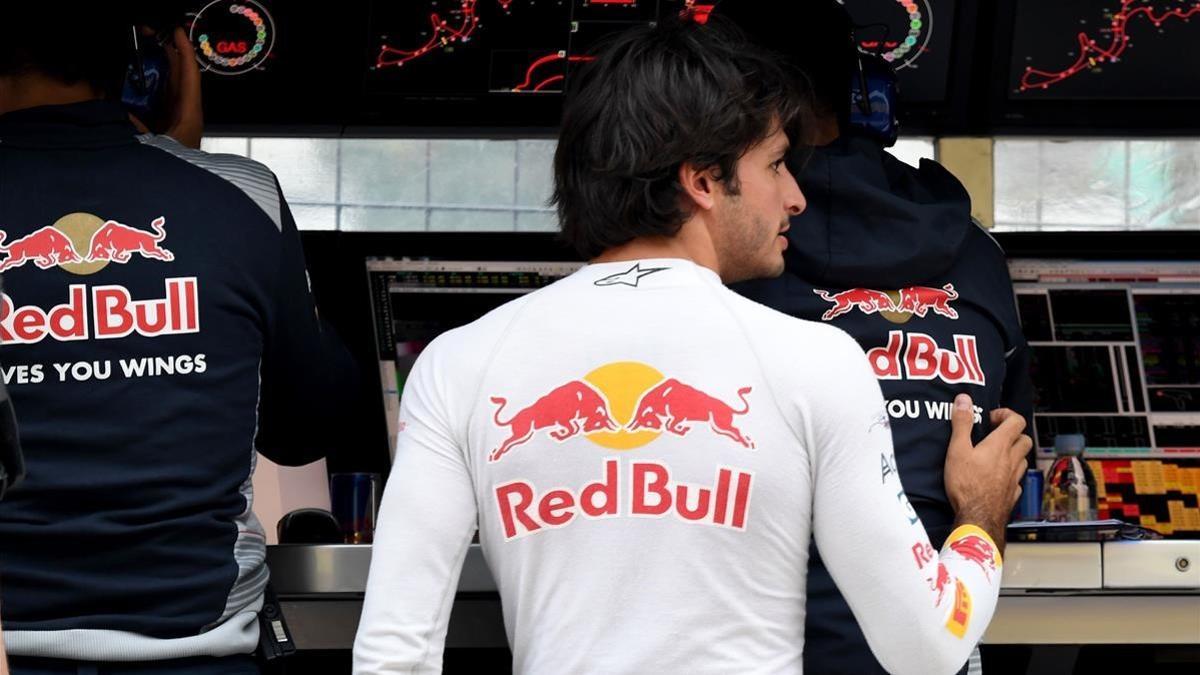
962,219,1010,265
136,135,283,231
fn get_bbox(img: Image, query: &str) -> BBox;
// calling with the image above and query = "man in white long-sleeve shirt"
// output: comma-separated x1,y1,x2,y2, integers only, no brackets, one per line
354,15,1031,675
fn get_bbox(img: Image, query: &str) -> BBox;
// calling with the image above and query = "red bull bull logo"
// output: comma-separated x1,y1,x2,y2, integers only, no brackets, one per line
626,379,755,449
897,284,959,319
0,216,174,272
814,283,959,322
930,562,951,605
0,226,84,273
813,288,896,321
948,533,999,581
488,362,755,463
867,330,986,386
87,217,174,264
489,381,619,462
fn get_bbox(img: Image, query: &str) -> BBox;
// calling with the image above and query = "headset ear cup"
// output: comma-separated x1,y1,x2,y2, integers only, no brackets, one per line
847,51,900,146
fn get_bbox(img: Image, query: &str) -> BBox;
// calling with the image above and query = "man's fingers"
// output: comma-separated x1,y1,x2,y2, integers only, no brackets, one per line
987,410,1028,447
949,394,975,448
1013,433,1033,459
173,28,200,81
1011,456,1028,485
989,408,1008,426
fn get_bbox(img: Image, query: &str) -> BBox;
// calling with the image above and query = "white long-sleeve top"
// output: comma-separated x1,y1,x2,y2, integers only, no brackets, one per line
353,259,1004,675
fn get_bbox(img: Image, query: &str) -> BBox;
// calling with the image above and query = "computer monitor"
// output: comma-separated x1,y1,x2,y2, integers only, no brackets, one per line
843,0,976,133
991,0,1200,133
359,0,693,128
177,0,359,131
1008,257,1200,536
366,258,583,457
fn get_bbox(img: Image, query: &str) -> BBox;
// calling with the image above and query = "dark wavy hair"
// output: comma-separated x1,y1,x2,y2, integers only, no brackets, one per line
0,4,130,97
553,15,810,260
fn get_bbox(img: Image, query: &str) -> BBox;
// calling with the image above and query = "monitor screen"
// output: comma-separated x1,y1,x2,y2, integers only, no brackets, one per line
1009,258,1200,538
992,0,1200,133
1007,0,1200,102
844,0,959,105
178,0,361,129
1009,259,1200,457
176,0,972,131
366,258,583,457
361,0,694,127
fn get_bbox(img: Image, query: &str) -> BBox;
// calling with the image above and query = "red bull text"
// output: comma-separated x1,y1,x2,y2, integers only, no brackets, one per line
0,278,199,344
494,459,753,540
867,330,986,386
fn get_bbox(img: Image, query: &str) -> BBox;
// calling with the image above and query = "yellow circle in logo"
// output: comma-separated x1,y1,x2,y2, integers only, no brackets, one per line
583,361,664,451
54,212,109,276
879,290,913,325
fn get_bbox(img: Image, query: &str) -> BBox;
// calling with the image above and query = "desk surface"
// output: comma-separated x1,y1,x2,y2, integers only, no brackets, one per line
267,540,1200,649
267,540,1200,595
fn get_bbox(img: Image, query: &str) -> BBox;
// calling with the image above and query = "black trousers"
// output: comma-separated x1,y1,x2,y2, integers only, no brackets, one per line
9,655,259,675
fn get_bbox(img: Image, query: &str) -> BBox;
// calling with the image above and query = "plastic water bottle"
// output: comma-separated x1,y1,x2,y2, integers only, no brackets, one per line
1042,433,1098,522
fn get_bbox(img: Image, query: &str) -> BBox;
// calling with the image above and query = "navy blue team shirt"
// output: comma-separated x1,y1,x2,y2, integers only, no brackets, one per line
0,100,353,661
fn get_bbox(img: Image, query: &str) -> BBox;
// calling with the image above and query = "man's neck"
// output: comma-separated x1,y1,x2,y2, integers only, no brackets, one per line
807,112,841,147
0,75,103,116
591,219,721,276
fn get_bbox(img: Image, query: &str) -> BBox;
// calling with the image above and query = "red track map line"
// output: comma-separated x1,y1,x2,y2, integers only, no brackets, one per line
377,0,514,69
376,0,706,87
513,53,595,91
1020,0,1200,91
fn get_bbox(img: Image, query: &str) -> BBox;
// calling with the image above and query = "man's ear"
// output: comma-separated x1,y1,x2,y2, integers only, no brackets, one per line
678,162,720,213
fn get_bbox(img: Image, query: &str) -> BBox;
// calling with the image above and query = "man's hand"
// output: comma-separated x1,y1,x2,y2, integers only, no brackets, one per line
163,27,203,148
944,394,1032,552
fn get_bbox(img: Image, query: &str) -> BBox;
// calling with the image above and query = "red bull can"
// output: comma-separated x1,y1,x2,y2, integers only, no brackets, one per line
330,473,380,544
1014,468,1043,521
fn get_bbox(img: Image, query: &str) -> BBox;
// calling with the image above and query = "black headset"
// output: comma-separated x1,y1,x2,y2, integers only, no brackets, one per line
700,0,903,147
121,19,175,126
846,8,902,148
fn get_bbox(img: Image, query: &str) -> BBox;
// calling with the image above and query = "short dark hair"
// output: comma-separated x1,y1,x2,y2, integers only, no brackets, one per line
0,2,183,98
553,16,809,260
713,0,856,129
